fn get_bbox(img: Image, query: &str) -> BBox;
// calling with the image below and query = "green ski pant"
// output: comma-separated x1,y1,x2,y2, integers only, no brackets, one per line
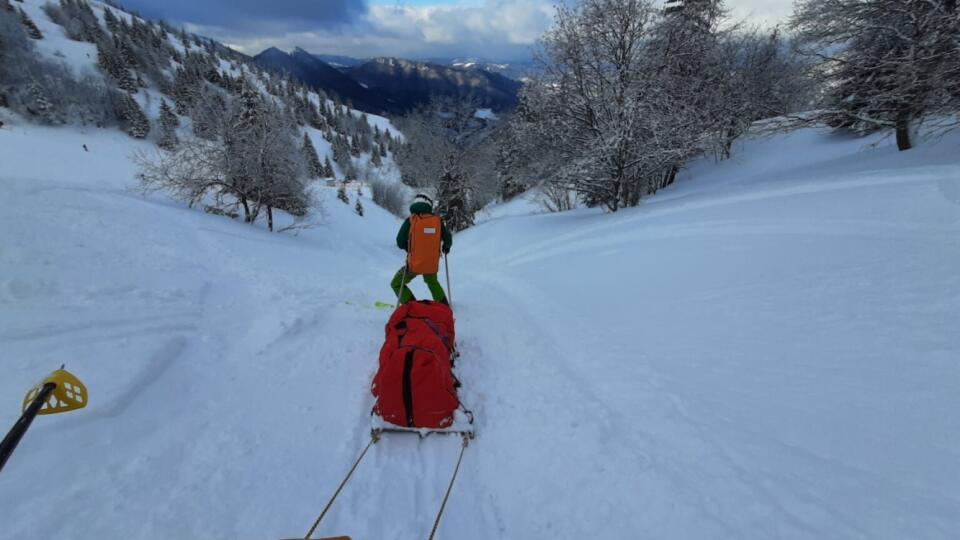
391,265,446,304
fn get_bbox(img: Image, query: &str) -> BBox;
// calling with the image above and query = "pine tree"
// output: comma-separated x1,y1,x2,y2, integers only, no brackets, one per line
355,198,364,216
103,6,119,32
371,148,383,167
174,66,203,113
332,133,351,169
97,38,137,94
158,99,179,150
18,8,42,39
349,133,361,157
436,169,474,232
323,156,335,178
117,93,149,139
301,132,322,178
115,36,137,70
337,182,349,204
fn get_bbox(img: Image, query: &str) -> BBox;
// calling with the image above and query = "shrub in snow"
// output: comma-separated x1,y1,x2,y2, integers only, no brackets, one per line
370,180,408,217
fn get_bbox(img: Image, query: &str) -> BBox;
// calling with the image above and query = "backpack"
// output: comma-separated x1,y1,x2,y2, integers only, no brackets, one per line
386,300,455,351
407,214,443,275
373,301,459,429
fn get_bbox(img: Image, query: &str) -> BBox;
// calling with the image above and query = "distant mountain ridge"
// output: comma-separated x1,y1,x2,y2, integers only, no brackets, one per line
253,48,394,114
316,53,537,81
254,49,524,116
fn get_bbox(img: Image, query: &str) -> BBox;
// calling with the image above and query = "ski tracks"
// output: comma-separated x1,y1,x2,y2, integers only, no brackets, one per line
457,271,862,538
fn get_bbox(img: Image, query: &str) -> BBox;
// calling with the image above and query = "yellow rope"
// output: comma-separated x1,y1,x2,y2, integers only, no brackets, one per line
304,434,379,539
428,435,470,540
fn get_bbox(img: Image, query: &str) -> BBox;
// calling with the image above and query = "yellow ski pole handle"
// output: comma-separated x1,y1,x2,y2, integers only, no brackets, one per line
1,368,88,475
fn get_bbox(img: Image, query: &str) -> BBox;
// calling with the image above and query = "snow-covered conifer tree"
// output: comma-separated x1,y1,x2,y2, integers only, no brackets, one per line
117,92,149,138
301,132,323,178
158,99,179,150
792,0,958,150
436,169,473,232
18,7,41,39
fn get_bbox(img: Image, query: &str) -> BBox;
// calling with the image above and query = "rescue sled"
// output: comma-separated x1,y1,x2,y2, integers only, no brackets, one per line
288,295,473,540
370,300,474,438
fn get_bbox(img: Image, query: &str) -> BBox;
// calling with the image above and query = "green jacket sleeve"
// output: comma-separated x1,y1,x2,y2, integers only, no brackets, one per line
397,218,411,251
441,221,452,253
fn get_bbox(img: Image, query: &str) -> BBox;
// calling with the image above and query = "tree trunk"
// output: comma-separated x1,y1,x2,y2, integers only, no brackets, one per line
664,164,679,188
241,196,251,222
722,129,735,160
267,206,274,232
896,110,913,151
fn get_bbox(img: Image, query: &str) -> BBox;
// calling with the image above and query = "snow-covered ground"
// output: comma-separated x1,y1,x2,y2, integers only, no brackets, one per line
1,118,959,540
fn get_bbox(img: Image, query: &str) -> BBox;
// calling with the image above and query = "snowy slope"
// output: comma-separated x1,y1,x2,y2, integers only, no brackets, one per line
2,117,960,540
453,127,960,539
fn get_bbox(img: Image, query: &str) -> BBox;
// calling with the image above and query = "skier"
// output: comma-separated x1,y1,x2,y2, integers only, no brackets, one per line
391,194,452,305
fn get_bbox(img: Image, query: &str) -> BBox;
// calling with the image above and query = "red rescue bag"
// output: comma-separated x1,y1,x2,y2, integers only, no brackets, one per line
372,347,459,429
386,300,455,352
373,301,460,429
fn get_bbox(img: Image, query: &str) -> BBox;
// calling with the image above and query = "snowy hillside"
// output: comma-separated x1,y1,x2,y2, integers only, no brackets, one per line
2,0,405,218
3,100,960,540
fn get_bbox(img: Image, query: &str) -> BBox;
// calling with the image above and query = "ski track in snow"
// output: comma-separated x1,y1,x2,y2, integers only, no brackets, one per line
3,107,960,538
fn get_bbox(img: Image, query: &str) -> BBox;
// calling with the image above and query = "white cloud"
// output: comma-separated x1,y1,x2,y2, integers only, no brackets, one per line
209,0,794,61
208,0,554,60
725,0,794,27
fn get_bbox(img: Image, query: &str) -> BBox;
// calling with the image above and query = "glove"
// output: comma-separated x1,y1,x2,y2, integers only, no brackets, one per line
442,246,450,254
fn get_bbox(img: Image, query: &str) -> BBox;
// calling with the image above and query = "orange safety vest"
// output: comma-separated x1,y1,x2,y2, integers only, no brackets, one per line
407,214,443,275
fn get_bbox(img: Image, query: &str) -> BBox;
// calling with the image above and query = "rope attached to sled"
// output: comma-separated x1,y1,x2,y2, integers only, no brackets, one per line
304,433,379,539
428,435,470,540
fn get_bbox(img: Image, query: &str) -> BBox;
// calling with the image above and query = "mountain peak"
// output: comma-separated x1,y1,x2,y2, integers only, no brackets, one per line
256,47,289,59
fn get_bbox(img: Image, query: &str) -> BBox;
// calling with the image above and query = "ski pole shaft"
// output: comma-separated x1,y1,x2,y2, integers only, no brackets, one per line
444,254,453,308
395,264,408,303
0,382,56,475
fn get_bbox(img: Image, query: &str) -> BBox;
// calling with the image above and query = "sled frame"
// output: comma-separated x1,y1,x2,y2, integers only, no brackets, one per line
372,425,475,440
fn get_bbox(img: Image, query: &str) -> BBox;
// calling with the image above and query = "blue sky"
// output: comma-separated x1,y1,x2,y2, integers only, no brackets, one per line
118,0,795,62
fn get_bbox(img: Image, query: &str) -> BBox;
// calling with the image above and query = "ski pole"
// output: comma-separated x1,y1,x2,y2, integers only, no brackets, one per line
444,253,453,308
0,383,55,474
0,367,88,475
395,263,408,303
